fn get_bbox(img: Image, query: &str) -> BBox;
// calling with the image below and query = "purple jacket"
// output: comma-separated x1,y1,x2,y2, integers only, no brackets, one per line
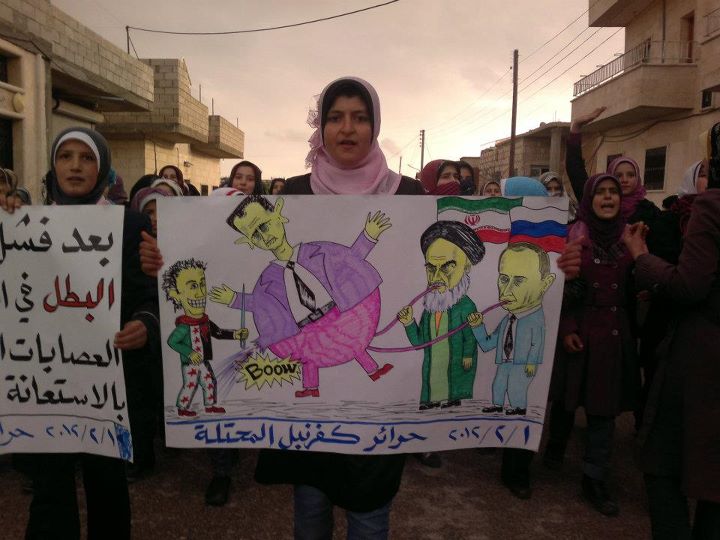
230,231,382,348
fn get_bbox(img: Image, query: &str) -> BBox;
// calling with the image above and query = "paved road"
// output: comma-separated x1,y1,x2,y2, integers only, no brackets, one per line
0,412,651,539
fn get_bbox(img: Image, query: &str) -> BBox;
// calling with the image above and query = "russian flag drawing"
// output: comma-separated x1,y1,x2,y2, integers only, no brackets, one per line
437,196,568,253
509,197,568,253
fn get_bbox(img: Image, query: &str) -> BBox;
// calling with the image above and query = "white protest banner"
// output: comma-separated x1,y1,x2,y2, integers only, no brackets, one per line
159,195,567,454
0,206,131,460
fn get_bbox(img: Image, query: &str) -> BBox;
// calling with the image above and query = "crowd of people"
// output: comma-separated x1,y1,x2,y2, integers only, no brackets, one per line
0,76,719,540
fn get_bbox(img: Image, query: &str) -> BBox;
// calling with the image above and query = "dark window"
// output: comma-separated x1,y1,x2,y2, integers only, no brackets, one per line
702,89,713,109
0,118,13,169
644,147,667,190
530,165,549,177
0,56,7,84
201,184,209,196
606,153,623,169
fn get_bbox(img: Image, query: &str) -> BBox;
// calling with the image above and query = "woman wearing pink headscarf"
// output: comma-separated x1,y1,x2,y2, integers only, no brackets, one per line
262,77,422,539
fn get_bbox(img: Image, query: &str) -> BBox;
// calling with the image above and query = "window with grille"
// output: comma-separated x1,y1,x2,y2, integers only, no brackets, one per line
644,147,667,191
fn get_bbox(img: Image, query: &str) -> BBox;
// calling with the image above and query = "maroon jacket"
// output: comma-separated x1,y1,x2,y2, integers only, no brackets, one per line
635,189,720,503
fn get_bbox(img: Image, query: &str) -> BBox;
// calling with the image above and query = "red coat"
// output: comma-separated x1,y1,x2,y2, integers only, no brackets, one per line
552,233,639,417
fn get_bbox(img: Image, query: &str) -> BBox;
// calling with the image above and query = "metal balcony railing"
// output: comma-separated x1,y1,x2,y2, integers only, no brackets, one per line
573,40,697,96
706,7,720,37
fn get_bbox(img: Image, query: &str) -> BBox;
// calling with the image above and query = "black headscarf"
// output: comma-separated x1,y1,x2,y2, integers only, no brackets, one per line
578,173,624,248
46,127,111,205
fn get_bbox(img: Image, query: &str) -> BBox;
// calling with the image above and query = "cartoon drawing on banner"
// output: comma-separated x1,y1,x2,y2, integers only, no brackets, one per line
468,243,556,416
158,194,569,454
397,221,484,411
162,258,248,417
208,195,394,398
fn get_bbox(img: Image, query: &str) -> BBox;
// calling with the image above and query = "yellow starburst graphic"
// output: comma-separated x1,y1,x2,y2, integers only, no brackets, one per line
237,353,302,390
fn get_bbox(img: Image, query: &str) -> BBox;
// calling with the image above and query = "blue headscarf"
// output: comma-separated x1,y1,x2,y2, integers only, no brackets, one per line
501,176,548,197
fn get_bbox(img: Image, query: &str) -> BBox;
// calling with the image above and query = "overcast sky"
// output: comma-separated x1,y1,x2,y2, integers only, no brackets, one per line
53,0,624,179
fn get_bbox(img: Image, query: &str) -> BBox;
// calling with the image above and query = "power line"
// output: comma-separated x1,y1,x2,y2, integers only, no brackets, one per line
127,0,400,35
424,68,512,134
430,28,597,139
521,8,589,63
520,28,602,91
520,28,622,102
386,133,419,160
431,27,617,142
128,33,140,59
519,26,592,85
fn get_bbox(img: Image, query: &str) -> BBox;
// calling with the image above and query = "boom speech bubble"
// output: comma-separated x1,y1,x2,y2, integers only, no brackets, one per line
237,353,301,390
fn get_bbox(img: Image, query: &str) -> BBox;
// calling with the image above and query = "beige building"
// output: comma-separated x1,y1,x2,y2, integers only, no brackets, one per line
0,0,243,200
461,121,571,192
101,59,244,194
572,0,720,204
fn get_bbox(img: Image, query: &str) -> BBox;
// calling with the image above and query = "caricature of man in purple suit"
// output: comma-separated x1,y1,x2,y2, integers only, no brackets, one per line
210,195,393,397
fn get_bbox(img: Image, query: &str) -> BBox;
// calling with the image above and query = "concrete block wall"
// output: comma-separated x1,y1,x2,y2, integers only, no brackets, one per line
103,58,209,143
0,0,154,107
208,115,245,156
108,139,147,191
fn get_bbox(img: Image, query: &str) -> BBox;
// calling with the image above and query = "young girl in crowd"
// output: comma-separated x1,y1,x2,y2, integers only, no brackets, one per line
151,175,184,197
158,164,189,195
624,122,720,539
546,173,638,517
2,127,159,539
269,177,286,195
131,187,167,236
480,180,501,196
457,160,476,195
540,171,578,222
229,160,265,195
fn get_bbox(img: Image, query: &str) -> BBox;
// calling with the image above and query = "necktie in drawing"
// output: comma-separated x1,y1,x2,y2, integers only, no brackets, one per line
503,314,516,361
286,261,316,312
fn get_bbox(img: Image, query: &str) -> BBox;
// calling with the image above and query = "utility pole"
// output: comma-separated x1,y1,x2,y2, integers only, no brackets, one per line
398,155,402,175
126,26,130,54
508,49,519,178
419,129,425,172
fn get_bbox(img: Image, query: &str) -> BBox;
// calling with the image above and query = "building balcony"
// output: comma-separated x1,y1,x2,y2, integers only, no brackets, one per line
192,116,245,159
571,41,697,131
589,0,654,27
99,59,209,144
